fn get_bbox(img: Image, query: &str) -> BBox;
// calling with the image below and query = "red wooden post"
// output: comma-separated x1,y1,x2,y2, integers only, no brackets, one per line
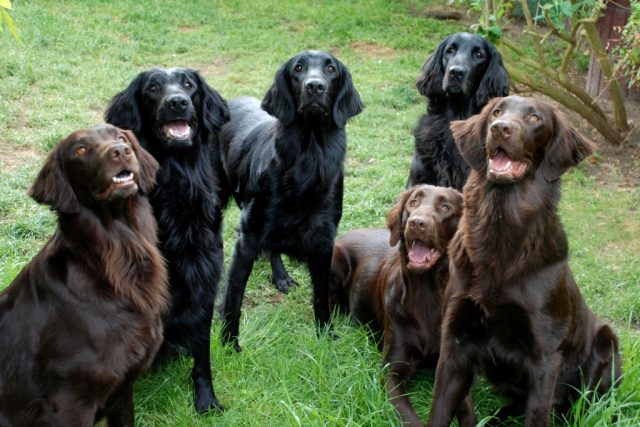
586,0,639,101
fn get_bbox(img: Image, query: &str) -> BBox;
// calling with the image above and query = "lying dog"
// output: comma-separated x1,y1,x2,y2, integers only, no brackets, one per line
428,96,622,426
0,125,168,425
330,185,474,426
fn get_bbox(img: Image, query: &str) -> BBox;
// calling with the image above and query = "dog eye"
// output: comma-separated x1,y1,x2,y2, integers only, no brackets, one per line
294,64,303,72
75,146,87,157
184,81,193,89
493,108,501,116
327,65,336,73
118,136,128,144
474,50,484,59
409,199,418,207
446,46,455,54
441,203,450,212
148,84,158,93
529,114,540,123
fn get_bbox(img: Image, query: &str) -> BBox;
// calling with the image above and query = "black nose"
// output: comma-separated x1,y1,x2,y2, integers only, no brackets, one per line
305,78,326,95
491,121,512,138
166,94,190,112
448,66,466,80
109,143,132,161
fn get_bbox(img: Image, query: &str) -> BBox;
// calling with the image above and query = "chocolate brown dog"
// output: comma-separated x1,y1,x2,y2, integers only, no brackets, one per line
428,96,622,427
0,125,168,425
330,185,473,426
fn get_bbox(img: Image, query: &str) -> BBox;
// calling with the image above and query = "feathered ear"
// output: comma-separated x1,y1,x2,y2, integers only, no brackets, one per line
472,41,510,111
450,98,498,171
124,129,158,195
416,38,447,101
105,73,144,134
332,61,364,128
262,58,296,125
541,108,596,183
29,144,80,214
192,70,230,134
386,188,414,246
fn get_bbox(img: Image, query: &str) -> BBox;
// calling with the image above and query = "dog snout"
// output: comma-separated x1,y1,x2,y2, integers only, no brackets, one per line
108,143,133,162
408,215,433,234
166,94,191,113
304,78,326,96
491,120,513,139
447,65,466,81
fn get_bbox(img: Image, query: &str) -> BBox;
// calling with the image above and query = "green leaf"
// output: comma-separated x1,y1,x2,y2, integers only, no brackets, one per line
1,9,20,42
0,0,12,10
560,1,573,18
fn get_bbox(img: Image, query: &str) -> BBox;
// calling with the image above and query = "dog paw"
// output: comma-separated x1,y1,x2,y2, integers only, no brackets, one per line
272,275,298,293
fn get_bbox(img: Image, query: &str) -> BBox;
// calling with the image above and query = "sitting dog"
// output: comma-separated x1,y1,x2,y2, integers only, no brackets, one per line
330,185,474,426
408,32,509,189
0,125,168,425
428,96,622,426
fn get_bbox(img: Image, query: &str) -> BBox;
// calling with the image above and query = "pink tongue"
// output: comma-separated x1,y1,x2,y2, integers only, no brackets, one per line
166,121,190,138
409,241,435,264
490,150,512,169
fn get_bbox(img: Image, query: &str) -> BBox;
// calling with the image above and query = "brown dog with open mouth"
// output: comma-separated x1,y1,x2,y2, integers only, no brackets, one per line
428,96,621,426
0,124,168,425
330,184,474,426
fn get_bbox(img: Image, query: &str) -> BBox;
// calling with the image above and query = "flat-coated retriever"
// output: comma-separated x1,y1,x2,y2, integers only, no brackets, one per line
428,96,622,427
220,50,363,351
408,32,509,190
0,125,168,425
105,68,230,413
330,185,475,426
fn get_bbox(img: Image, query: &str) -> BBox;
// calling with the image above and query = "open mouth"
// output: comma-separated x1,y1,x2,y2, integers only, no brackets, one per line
488,147,528,180
407,239,441,271
96,170,136,199
162,120,192,141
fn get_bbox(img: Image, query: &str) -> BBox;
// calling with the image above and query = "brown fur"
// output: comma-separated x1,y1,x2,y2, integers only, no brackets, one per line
428,96,621,427
330,185,474,426
0,124,168,426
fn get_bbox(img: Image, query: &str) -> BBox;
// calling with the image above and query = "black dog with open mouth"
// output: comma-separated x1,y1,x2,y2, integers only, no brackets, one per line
105,68,230,413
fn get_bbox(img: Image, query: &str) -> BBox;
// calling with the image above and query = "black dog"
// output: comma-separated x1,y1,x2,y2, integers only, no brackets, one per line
105,68,230,413
408,32,509,189
220,50,363,352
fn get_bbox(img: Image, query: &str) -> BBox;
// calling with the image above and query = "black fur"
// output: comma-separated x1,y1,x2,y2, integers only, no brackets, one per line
408,32,509,189
220,50,363,352
105,68,229,413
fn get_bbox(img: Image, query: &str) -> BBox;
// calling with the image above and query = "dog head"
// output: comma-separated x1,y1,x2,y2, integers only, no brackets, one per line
105,68,229,151
29,124,158,214
451,95,596,184
262,50,363,127
387,185,462,272
416,32,509,111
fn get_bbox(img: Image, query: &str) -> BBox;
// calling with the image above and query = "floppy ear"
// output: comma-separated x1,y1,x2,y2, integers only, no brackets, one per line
124,129,159,195
386,188,414,246
332,61,364,128
192,70,230,134
262,58,296,125
29,145,80,214
541,109,596,183
416,38,447,102
473,41,510,111
450,98,497,171
105,73,144,134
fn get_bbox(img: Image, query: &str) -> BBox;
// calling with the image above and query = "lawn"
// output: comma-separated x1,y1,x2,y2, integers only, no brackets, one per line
1,0,639,426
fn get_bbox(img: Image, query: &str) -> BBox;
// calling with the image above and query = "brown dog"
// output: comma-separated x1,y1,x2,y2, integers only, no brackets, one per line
428,96,622,427
0,125,168,426
330,184,473,426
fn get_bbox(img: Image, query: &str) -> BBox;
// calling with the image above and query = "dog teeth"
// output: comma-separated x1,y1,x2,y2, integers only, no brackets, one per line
494,161,512,172
112,172,134,184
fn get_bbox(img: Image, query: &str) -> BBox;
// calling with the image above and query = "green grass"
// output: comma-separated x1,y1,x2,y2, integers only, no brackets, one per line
1,0,639,425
